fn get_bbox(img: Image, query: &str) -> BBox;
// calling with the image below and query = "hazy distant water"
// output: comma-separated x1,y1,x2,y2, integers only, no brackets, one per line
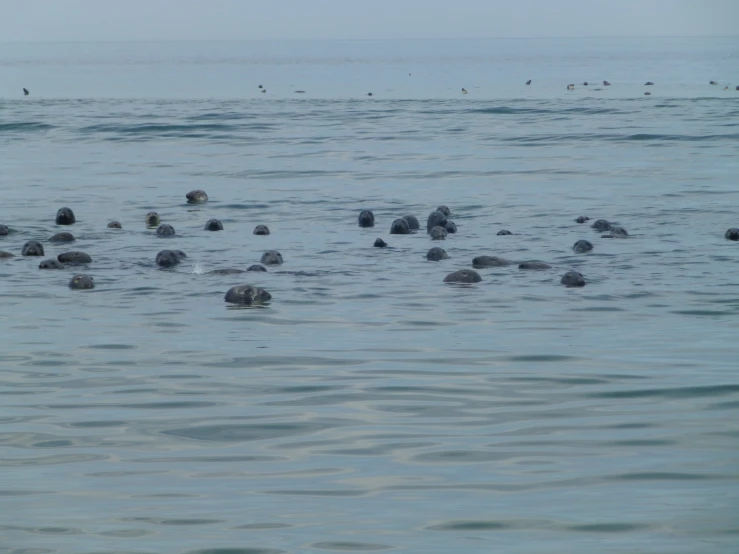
1,39,738,554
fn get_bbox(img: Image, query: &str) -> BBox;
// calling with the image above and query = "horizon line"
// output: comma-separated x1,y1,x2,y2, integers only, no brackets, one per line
1,35,739,45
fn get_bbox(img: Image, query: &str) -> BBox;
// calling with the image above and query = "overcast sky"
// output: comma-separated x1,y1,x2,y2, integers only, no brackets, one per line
1,0,737,42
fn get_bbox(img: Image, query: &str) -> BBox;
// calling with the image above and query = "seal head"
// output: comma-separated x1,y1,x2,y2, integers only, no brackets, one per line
224,285,272,305
156,224,175,237
358,210,375,228
22,241,44,256
146,212,161,227
56,207,76,225
390,218,411,235
204,219,223,231
186,190,208,203
57,251,92,264
69,274,94,290
561,271,585,287
426,247,449,261
49,232,75,243
253,225,270,236
260,250,283,265
573,240,594,253
444,269,482,283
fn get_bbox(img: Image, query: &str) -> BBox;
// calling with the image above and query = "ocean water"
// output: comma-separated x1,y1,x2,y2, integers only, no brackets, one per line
1,38,738,553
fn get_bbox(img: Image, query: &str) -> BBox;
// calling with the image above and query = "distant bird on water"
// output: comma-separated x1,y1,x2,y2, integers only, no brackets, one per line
645,81,654,85
710,80,718,85
367,92,373,96
525,80,531,85
583,81,588,86
461,88,468,94
603,81,611,86
261,89,266,93
23,88,29,96
567,84,575,90
258,85,263,89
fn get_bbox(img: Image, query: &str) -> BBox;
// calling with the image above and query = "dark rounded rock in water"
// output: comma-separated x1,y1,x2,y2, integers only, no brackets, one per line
247,264,267,272
561,271,585,287
21,240,44,256
575,216,590,224
69,274,94,290
0,251,15,258
374,238,387,247
436,205,451,217
224,285,272,305
55,207,76,225
573,240,594,253
726,228,739,241
444,269,482,283
402,215,420,230
253,224,270,235
156,249,186,268
107,221,122,229
186,190,208,203
591,219,611,231
426,247,449,261
204,219,223,231
0,225,8,236
49,232,75,243
430,226,447,240
260,250,283,265
39,259,64,269
390,218,410,235
519,261,551,270
444,220,457,234
146,212,161,227
58,251,92,264
358,210,375,228
426,210,447,233
472,255,511,268
156,224,175,237
497,229,512,236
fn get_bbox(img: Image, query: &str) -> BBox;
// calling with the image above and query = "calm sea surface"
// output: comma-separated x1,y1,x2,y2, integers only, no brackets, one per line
1,38,738,553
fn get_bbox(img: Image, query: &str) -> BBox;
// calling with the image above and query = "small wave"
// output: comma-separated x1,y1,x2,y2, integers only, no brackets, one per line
0,121,54,132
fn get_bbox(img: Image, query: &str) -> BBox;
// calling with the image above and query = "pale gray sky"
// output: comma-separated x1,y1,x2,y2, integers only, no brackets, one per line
1,0,737,42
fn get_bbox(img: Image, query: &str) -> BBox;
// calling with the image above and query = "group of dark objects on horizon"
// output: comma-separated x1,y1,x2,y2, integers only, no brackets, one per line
3,190,738,304
20,80,739,99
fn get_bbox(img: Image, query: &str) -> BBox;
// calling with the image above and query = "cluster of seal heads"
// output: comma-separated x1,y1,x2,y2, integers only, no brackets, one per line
2,193,276,302
358,206,580,287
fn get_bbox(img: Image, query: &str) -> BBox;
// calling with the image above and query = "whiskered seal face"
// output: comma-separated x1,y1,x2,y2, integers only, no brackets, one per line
390,218,410,235
561,271,585,287
358,210,375,228
260,250,283,265
55,207,76,225
426,247,449,261
224,285,272,305
204,219,223,231
156,224,175,237
146,212,161,227
429,226,447,240
186,190,208,203
253,225,270,236
573,240,594,253
69,274,94,290
21,241,44,256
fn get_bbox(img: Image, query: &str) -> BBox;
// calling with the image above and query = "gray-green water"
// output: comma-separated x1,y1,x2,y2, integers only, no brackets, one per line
1,39,738,553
